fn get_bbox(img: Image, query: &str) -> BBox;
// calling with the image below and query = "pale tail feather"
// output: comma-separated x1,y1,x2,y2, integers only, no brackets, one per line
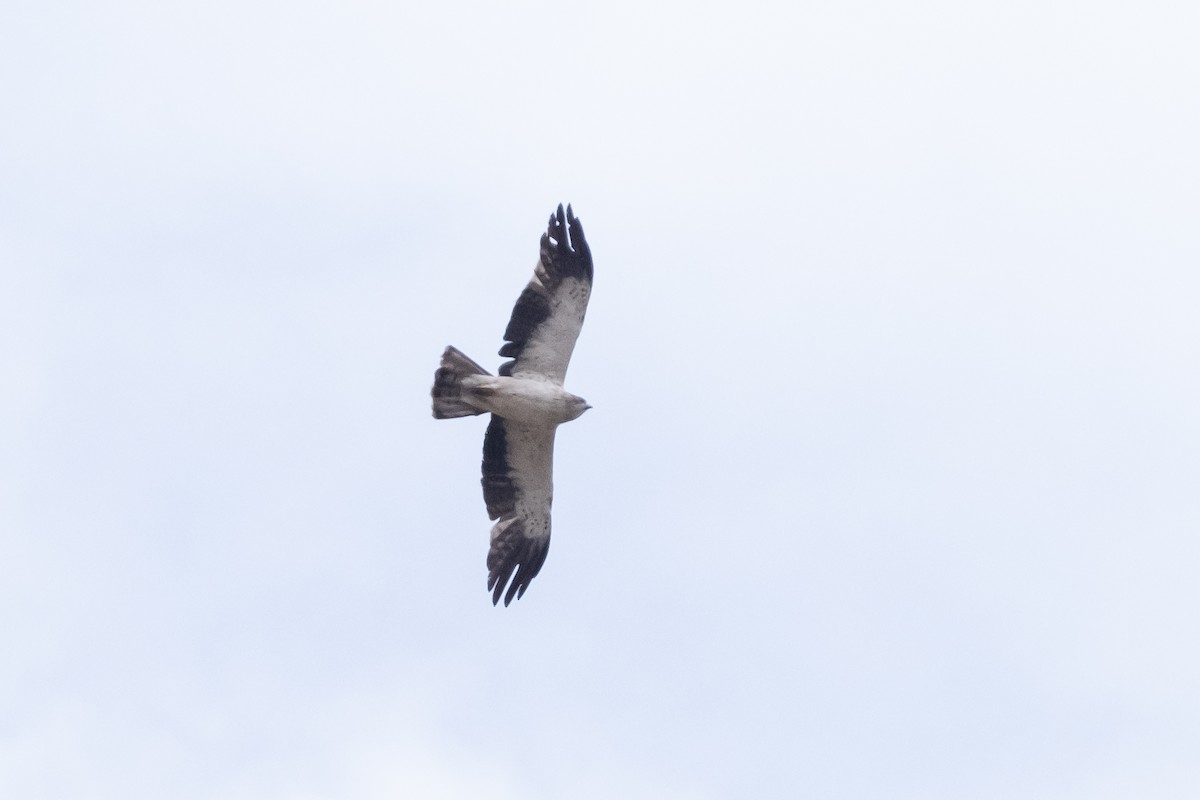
431,346,491,419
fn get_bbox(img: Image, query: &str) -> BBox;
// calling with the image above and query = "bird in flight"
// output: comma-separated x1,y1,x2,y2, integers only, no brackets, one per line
431,204,593,606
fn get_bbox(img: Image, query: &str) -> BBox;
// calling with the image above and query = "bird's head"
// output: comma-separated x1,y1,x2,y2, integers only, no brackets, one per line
566,396,592,421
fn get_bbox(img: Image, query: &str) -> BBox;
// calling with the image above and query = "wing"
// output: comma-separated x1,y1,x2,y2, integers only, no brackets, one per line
498,204,593,384
481,414,556,606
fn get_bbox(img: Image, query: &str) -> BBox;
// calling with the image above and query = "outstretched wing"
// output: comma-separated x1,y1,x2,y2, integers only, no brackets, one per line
481,415,555,606
498,204,593,384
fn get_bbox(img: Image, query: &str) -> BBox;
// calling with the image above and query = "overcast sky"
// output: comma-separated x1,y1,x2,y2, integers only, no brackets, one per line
3,2,1199,798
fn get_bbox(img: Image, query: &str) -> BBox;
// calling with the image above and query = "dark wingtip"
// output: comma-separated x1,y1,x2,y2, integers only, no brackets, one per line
536,202,590,280
487,524,550,608
488,567,511,606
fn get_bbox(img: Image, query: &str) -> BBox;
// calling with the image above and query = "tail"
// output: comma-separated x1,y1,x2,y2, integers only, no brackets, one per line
432,346,491,419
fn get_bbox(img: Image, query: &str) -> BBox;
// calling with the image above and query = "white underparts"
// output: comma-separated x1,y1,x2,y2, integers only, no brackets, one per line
465,375,586,426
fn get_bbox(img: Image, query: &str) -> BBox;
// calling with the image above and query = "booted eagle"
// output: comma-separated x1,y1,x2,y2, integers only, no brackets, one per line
431,204,593,606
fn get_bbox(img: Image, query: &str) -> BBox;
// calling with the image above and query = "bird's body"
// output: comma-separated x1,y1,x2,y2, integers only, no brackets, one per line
458,374,589,427
431,204,593,606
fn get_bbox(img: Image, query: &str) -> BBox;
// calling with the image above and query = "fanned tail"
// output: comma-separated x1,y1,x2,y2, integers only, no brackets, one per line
431,346,491,419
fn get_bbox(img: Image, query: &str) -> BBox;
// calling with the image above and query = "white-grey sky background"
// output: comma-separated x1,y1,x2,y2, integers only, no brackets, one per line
3,1,1199,797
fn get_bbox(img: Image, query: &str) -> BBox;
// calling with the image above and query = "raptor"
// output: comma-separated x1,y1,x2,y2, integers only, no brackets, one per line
431,204,593,606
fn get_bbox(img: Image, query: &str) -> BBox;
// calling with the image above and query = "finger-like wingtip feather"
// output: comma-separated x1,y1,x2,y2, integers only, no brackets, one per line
487,520,550,607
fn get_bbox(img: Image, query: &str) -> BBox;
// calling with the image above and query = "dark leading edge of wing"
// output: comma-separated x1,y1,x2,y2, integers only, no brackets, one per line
497,204,593,377
481,415,515,520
